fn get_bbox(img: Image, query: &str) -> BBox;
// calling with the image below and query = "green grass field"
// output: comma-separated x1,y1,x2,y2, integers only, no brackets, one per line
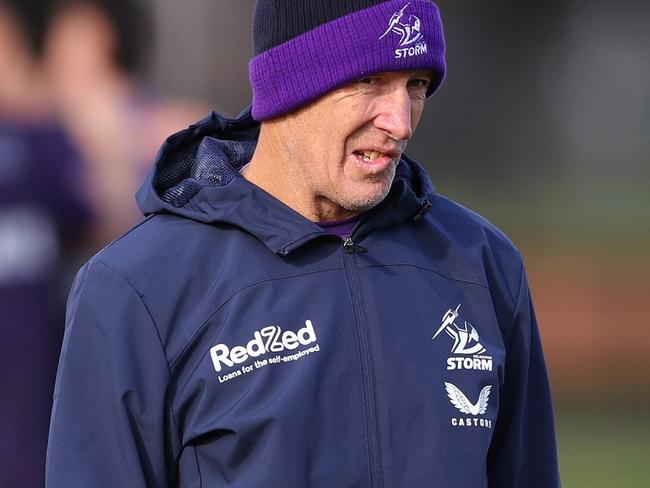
556,408,650,487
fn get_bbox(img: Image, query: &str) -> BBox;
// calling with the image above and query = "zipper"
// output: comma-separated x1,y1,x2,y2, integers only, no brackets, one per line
343,236,368,254
341,235,384,487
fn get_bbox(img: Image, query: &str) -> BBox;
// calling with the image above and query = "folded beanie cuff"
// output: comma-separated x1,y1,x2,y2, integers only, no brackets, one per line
249,0,446,121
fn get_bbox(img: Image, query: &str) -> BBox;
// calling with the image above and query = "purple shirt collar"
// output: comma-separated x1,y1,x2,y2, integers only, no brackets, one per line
317,216,359,239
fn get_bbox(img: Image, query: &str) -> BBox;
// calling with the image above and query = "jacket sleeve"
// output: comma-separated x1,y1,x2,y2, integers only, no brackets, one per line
46,260,178,487
487,264,561,487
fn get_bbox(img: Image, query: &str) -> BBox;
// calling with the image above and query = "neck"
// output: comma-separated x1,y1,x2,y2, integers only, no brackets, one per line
243,120,359,222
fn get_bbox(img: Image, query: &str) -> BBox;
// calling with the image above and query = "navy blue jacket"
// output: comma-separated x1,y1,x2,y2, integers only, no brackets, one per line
47,109,560,487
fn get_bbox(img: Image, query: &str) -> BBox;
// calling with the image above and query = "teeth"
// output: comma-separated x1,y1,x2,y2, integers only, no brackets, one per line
361,150,382,161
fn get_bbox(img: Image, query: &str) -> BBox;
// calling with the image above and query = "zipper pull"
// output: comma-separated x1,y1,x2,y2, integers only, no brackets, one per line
412,199,432,221
343,236,368,254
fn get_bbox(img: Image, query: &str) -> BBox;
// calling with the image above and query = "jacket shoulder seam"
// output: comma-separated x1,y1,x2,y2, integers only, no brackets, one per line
363,263,488,290
92,260,171,368
171,266,343,368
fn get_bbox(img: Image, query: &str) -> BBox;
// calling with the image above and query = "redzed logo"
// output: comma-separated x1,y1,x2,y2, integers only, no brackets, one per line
210,320,318,372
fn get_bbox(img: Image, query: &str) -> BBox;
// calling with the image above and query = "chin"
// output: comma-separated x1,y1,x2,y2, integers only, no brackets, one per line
337,186,392,213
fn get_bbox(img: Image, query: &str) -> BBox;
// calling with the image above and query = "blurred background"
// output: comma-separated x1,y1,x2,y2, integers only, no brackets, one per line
1,0,648,486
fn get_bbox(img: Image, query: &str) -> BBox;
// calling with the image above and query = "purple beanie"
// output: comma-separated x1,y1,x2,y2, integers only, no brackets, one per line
249,0,446,121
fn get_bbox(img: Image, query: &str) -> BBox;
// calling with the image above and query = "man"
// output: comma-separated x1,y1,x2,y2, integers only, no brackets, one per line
47,1,561,486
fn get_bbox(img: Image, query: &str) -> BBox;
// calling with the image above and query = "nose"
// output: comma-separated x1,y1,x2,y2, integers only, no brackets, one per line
373,88,413,141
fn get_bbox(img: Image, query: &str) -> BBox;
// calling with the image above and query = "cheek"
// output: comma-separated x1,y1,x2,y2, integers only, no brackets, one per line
319,128,349,163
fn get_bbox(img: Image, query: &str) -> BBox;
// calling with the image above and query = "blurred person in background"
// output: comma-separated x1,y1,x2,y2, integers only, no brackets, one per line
0,1,92,486
1,1,206,484
43,0,207,245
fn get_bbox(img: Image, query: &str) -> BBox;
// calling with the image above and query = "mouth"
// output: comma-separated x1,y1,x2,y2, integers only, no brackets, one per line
353,149,399,162
352,149,400,175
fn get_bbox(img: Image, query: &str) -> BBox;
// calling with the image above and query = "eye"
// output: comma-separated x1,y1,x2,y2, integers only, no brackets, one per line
357,76,381,86
408,78,431,90
407,78,431,100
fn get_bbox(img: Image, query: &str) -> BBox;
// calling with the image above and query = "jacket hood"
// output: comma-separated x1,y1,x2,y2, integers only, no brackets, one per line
136,107,437,254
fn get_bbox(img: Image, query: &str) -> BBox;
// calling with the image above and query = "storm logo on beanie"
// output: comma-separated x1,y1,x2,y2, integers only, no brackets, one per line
379,2,427,57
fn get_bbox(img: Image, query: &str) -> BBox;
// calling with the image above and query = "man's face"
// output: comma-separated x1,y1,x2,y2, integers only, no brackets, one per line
277,70,431,221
